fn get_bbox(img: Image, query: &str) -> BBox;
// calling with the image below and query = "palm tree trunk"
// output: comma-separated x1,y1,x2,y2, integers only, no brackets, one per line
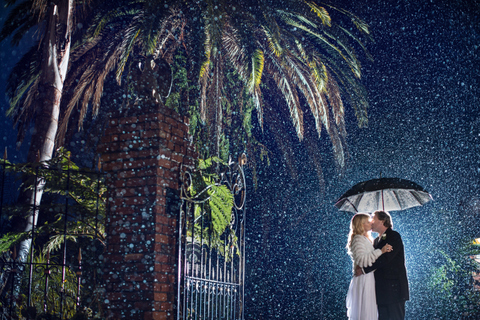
214,62,222,157
16,0,73,290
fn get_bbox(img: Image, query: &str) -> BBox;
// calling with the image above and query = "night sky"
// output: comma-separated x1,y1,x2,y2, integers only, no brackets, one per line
1,0,479,319
345,0,479,211
245,1,480,319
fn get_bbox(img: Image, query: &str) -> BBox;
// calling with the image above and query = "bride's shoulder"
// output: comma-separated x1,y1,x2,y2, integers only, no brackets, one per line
351,234,367,242
352,234,369,243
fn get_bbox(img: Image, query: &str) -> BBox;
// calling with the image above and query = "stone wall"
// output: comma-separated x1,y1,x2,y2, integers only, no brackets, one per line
98,103,196,320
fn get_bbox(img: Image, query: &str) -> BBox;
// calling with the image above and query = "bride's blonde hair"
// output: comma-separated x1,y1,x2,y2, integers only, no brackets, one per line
347,213,372,250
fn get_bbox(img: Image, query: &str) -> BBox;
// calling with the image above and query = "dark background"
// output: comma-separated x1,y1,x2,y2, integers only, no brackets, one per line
245,0,480,319
1,0,479,319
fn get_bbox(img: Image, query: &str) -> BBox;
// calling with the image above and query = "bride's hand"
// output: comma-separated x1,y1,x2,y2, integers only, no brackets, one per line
381,244,393,254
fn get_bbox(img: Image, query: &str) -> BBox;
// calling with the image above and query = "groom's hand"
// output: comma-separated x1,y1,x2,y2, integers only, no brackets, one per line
354,265,363,277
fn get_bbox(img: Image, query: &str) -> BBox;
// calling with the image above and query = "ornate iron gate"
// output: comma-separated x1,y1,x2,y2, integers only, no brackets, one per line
177,157,246,320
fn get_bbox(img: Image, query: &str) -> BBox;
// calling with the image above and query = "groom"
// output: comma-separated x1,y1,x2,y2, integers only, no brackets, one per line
357,210,410,320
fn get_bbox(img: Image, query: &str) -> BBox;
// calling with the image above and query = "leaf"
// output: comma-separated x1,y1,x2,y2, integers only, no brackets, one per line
0,232,29,254
306,2,331,27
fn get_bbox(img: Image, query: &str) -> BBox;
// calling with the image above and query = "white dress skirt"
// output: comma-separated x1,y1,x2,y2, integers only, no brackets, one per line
346,271,377,320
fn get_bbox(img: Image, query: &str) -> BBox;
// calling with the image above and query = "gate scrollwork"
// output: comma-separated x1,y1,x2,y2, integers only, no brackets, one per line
177,155,246,320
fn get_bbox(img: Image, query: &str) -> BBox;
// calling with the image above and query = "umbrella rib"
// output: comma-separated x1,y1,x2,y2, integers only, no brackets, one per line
346,198,359,213
391,189,402,210
409,190,429,205
382,189,384,211
373,191,380,212
335,178,432,213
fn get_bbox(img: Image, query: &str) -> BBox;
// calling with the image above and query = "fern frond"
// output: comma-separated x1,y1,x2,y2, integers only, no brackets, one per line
43,234,78,254
207,184,233,235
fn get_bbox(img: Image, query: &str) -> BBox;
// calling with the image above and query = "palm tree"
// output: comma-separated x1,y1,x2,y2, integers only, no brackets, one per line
58,0,370,186
3,0,370,275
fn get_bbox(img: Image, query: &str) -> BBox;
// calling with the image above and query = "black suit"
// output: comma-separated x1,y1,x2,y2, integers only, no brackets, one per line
363,228,409,320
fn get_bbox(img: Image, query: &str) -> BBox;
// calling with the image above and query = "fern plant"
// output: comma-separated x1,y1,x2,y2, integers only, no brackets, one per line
186,157,238,260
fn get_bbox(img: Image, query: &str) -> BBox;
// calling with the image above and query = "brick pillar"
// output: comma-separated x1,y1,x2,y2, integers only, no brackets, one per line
98,103,196,320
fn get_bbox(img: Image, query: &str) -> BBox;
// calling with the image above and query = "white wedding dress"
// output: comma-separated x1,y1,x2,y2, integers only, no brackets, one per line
346,235,382,320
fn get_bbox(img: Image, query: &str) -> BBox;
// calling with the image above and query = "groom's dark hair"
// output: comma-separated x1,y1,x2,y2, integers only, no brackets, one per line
374,210,393,229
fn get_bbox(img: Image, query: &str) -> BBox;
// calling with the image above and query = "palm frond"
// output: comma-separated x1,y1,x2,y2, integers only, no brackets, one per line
323,3,370,36
305,2,331,27
261,24,283,57
283,17,352,69
338,25,373,61
18,76,40,124
285,53,328,138
309,59,328,92
5,44,41,109
284,50,346,168
322,29,362,78
325,59,368,127
0,1,39,45
325,111,345,169
325,73,346,137
199,25,214,124
352,18,370,35
222,23,249,81
248,49,265,128
91,2,140,37
209,54,225,154
294,39,328,92
7,75,39,119
267,53,304,140
116,27,141,83
249,49,265,90
17,0,370,185
277,10,318,29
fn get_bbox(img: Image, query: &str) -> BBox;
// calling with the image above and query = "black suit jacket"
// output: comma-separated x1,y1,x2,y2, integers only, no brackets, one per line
363,228,410,305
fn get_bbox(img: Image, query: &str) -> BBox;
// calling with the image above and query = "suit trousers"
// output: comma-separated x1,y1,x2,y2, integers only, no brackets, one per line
378,301,405,320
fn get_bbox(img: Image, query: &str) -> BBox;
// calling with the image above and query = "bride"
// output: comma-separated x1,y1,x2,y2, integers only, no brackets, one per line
346,213,392,320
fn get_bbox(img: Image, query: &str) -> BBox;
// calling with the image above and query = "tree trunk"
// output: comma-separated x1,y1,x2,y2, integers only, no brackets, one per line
16,0,74,283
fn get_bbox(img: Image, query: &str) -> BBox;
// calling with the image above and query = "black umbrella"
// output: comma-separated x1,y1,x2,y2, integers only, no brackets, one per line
335,178,433,213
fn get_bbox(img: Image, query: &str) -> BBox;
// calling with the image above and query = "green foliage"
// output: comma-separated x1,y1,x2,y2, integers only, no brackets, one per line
0,232,28,254
5,251,84,320
165,49,198,117
0,148,106,318
1,147,106,253
30,253,78,318
178,52,265,166
427,240,480,318
186,157,238,260
429,250,460,292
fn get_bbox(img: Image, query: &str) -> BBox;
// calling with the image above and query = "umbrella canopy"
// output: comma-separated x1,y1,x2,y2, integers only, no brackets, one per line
335,178,433,213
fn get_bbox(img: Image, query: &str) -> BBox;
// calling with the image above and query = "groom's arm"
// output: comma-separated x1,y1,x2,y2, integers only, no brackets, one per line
363,232,404,274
